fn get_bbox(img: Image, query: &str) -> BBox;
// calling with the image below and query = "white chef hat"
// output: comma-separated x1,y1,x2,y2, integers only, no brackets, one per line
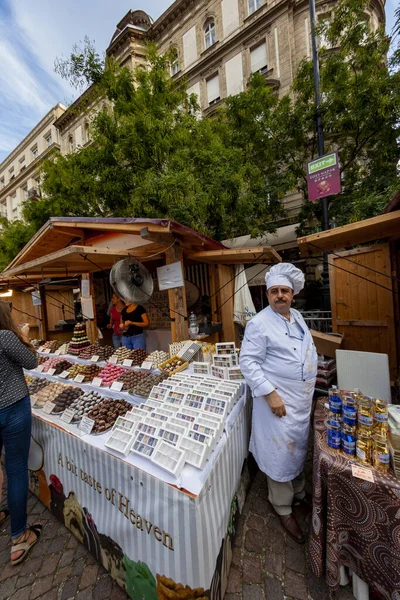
265,263,305,295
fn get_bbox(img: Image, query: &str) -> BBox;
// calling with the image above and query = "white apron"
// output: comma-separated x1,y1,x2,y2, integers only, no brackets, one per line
240,306,317,482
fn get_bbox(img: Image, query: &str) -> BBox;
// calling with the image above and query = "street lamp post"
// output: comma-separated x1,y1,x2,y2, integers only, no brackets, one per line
309,0,331,311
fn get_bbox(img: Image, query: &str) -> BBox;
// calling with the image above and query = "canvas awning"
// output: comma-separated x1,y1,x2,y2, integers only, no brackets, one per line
297,211,400,256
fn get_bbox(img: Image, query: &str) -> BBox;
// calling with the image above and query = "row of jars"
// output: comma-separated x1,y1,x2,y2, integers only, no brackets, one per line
326,387,390,472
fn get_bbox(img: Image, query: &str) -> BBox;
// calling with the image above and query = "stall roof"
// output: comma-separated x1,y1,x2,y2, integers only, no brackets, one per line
297,210,400,256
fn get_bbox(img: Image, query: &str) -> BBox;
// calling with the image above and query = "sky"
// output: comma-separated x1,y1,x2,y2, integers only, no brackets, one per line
0,0,398,164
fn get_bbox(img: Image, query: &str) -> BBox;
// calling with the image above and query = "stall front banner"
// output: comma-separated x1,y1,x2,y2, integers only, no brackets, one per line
29,396,251,599
310,399,400,600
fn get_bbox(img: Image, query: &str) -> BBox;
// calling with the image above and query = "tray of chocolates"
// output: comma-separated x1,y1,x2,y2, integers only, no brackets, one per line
51,386,85,414
87,398,132,434
97,363,126,387
78,344,114,361
67,363,102,382
68,323,91,356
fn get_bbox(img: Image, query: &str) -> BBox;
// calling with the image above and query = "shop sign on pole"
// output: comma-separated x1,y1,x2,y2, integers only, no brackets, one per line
157,261,184,291
307,152,341,202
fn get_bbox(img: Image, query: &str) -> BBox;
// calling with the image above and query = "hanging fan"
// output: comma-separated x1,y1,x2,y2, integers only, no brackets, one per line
110,258,154,304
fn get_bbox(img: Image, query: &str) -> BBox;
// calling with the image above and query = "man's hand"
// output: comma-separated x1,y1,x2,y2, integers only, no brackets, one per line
266,390,286,418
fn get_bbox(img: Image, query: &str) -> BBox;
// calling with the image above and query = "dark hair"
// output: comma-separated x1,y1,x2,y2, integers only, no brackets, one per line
0,301,35,351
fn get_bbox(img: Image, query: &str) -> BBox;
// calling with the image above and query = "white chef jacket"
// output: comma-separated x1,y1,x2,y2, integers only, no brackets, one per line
240,305,317,482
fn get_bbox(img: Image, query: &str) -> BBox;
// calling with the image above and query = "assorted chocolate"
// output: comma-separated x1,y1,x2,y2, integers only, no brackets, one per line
78,344,114,361
97,364,125,387
68,323,91,356
69,391,103,422
67,363,102,382
28,377,50,395
87,398,132,433
146,350,169,369
128,372,168,398
52,386,84,414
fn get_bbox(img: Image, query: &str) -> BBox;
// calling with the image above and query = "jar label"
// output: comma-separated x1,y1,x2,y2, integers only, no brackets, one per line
329,399,342,413
359,415,373,426
373,413,388,423
377,453,390,464
356,448,366,460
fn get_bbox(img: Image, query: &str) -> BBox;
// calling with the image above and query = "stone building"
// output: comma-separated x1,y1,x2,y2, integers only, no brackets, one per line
0,103,66,221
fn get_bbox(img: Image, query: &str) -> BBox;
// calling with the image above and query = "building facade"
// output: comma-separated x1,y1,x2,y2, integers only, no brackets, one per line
0,103,66,221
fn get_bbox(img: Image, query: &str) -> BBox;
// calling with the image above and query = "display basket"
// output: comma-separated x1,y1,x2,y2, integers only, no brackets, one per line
158,355,189,377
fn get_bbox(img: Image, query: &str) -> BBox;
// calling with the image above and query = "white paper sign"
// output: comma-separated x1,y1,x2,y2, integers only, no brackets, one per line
91,355,100,363
47,368,56,376
351,464,375,483
42,348,51,355
38,346,44,353
123,359,133,367
30,396,37,407
141,361,153,370
35,365,44,373
91,377,102,387
60,408,76,423
74,374,85,383
157,261,184,291
43,402,56,414
59,371,70,379
108,356,117,364
111,381,124,392
79,417,95,435
54,349,62,356
81,279,90,298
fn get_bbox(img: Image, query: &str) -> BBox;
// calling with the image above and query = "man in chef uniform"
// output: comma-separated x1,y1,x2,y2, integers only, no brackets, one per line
240,263,317,543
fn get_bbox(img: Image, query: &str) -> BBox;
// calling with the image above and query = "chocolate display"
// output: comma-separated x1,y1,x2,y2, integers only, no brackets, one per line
67,363,102,382
87,398,132,433
97,364,126,387
28,377,50,395
68,323,91,356
159,357,188,376
117,370,148,391
146,350,169,368
32,382,70,408
40,340,63,353
52,386,84,414
128,372,168,397
41,357,72,374
69,391,103,421
78,344,114,361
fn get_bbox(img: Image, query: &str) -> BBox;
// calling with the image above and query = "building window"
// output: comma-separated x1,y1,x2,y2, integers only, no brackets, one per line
31,145,38,159
204,19,216,49
170,47,180,76
11,194,17,213
85,122,90,144
248,0,263,15
8,167,15,181
23,186,28,201
45,133,52,146
19,156,26,171
0,177,4,189
250,42,268,73
68,135,74,153
207,74,220,105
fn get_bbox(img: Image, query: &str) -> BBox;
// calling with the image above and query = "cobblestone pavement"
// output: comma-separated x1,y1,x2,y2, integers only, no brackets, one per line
1,466,355,600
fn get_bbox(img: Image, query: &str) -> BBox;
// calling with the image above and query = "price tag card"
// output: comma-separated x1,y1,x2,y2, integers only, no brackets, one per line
43,349,51,355
74,374,85,383
59,370,70,379
108,356,117,364
123,359,133,367
79,416,95,435
38,346,44,353
47,368,56,376
43,402,56,415
54,349,62,356
111,381,124,392
91,377,102,387
60,408,76,424
141,361,153,370
91,355,100,363
30,396,37,407
35,365,44,373
351,464,375,483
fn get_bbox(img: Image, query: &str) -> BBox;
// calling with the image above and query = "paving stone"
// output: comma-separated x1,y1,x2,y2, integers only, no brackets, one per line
75,587,94,600
249,515,267,535
110,584,130,599
53,565,73,586
85,553,97,565
264,575,284,600
94,576,113,599
232,546,242,568
265,526,285,554
71,557,86,578
0,561,21,582
39,589,59,600
67,535,79,550
79,564,99,589
30,574,54,600
226,566,242,594
243,584,264,599
19,555,43,576
252,500,271,518
42,522,60,540
264,551,283,578
9,587,34,600
224,595,242,600
285,543,307,575
0,575,17,600
243,553,261,584
48,535,67,553
59,548,76,568
61,576,79,600
39,552,61,577
284,569,308,600
308,571,330,600
15,572,36,590
244,528,264,553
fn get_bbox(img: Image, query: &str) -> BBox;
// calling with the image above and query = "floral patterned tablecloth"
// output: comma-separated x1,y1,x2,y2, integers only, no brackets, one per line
309,398,400,600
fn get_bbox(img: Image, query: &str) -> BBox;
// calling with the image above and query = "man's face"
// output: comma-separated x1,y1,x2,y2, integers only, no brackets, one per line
266,286,294,315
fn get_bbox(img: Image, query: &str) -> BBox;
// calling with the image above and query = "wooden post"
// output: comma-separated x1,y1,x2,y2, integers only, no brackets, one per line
216,264,239,346
82,273,98,344
208,264,221,343
165,245,188,342
39,286,49,341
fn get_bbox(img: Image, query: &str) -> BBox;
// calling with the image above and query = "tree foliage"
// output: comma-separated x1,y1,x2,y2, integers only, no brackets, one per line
0,0,399,269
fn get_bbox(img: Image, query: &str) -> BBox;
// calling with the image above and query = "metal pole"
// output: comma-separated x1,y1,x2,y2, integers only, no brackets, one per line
309,0,329,231
309,0,331,311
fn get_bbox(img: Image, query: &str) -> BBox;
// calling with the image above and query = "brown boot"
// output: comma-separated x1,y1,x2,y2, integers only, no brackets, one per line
279,514,305,544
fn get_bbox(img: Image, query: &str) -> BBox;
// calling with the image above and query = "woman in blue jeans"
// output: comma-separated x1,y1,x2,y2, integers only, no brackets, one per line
119,303,149,350
0,302,41,565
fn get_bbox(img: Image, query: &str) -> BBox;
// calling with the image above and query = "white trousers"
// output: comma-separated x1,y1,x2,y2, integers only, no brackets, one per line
267,473,305,516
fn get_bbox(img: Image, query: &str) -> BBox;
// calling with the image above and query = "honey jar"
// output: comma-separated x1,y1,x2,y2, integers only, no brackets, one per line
341,423,356,458
342,394,357,427
328,386,342,418
356,433,372,466
357,397,373,434
326,419,341,452
373,398,388,437
373,435,390,473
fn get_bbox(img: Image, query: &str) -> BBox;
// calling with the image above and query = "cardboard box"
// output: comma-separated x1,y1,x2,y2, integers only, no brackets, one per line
310,330,343,358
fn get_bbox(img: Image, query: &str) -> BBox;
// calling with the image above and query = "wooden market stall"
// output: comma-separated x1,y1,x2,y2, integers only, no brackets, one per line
297,199,400,381
0,217,281,348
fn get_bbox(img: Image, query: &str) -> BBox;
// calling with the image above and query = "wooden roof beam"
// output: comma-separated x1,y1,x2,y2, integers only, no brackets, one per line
140,227,175,245
187,246,282,264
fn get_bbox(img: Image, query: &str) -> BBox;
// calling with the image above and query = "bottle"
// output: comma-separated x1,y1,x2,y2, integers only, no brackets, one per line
188,312,199,339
